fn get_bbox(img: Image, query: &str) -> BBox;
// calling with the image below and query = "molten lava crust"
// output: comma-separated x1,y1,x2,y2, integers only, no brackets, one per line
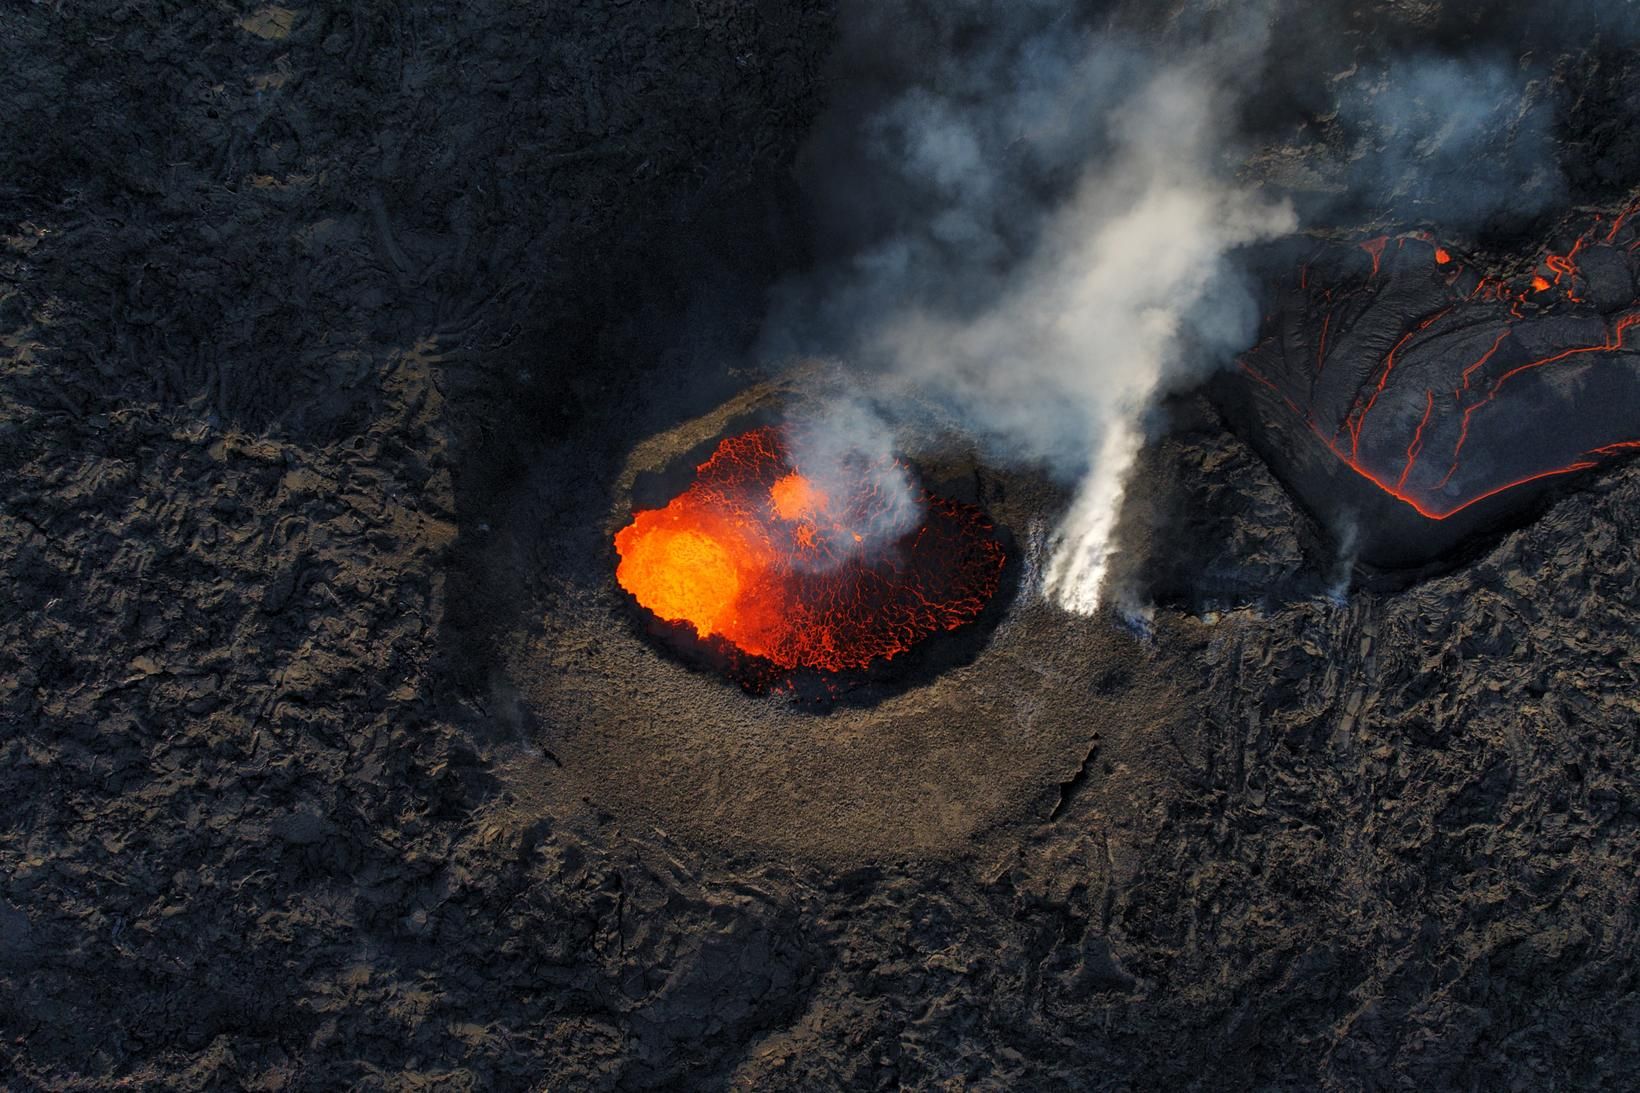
1222,198,1640,568
614,426,1006,684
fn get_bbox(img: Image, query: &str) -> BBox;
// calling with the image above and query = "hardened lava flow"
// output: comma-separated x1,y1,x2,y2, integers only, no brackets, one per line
1225,195,1640,565
614,426,1007,685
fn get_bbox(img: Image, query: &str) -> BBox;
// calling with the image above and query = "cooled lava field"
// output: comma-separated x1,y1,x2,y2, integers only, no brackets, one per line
3,2,1639,1091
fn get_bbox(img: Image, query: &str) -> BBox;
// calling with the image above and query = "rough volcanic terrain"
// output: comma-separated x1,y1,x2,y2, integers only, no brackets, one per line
3,3,1639,1092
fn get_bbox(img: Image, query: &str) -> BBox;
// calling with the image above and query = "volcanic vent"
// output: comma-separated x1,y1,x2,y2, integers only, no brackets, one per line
614,424,1007,688
515,374,1165,859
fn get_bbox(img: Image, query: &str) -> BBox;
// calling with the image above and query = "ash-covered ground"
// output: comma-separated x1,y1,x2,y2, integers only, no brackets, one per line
3,2,1639,1091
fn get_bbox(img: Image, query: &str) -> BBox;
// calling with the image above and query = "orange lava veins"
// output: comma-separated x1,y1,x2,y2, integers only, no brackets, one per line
614,427,1006,673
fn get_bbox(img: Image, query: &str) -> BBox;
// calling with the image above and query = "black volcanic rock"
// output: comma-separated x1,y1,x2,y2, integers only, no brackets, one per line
1579,244,1637,313
1217,210,1640,568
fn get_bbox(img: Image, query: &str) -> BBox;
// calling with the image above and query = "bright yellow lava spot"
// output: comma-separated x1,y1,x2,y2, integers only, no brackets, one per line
614,525,740,637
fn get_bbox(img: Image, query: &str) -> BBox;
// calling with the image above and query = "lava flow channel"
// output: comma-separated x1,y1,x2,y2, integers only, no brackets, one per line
614,427,1006,674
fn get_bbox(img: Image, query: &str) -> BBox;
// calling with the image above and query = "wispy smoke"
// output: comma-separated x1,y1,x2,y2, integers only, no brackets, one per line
1324,516,1358,606
1330,54,1563,228
769,8,1294,613
782,393,921,567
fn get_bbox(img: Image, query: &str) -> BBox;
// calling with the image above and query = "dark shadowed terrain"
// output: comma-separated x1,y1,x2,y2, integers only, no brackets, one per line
2,2,1638,1090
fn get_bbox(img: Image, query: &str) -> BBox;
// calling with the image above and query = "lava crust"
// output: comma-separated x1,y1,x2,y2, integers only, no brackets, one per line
1220,201,1640,568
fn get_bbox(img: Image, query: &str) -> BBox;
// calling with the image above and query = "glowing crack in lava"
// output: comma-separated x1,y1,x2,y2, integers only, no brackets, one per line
1240,201,1640,523
615,427,1006,674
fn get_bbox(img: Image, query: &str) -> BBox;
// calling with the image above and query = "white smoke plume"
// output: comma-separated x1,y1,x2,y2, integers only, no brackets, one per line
770,13,1295,613
870,68,1295,610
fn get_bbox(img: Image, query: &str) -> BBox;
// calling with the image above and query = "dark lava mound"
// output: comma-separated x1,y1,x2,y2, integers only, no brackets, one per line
614,425,1010,696
1219,199,1640,569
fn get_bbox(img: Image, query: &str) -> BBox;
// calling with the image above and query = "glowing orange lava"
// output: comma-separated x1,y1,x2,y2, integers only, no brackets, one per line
769,471,828,521
616,526,742,638
615,427,1006,674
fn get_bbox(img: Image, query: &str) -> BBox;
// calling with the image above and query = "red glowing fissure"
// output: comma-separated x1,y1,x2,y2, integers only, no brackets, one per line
1360,235,1390,277
1395,389,1435,493
1247,214,1640,521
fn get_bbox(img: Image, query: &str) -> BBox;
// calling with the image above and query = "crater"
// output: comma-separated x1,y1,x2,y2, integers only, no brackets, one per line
612,417,1019,704
497,369,1184,862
